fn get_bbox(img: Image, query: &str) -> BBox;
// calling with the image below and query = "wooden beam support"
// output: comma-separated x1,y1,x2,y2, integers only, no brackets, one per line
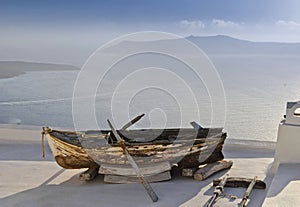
99,162,171,176
194,160,233,181
79,165,100,181
182,168,197,177
104,171,171,184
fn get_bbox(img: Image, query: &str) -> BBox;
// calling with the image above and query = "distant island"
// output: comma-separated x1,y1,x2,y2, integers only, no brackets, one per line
1,35,300,79
0,61,79,79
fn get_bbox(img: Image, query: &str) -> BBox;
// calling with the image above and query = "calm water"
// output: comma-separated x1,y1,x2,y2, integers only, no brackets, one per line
0,56,299,141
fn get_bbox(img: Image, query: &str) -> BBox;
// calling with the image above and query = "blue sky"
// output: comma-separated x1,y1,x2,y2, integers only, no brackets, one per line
1,0,300,65
1,0,299,24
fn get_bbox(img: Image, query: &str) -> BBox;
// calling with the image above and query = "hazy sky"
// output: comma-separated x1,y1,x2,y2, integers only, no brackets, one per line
1,0,300,65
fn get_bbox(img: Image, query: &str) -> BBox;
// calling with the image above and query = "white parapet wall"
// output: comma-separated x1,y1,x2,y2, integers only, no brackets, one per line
272,101,300,173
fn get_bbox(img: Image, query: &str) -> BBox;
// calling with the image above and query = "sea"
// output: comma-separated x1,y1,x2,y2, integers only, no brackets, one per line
0,55,299,142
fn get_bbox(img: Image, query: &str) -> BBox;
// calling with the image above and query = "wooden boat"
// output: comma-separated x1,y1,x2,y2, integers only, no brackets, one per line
42,124,227,169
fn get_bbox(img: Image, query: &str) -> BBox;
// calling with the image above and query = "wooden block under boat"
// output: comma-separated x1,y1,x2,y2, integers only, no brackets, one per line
79,165,100,181
104,171,171,184
99,161,171,176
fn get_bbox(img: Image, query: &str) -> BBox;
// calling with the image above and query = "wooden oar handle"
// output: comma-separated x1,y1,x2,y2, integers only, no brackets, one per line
121,114,145,130
107,119,159,202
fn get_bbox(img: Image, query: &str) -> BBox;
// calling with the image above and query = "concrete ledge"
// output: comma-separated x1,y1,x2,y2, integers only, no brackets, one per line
263,164,300,207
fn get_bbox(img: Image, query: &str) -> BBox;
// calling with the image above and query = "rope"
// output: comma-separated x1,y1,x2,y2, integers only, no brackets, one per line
42,127,52,158
42,131,45,158
41,127,51,158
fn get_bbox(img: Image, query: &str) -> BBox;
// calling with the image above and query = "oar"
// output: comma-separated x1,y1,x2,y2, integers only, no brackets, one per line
121,113,145,130
239,176,257,207
107,119,159,202
207,174,229,207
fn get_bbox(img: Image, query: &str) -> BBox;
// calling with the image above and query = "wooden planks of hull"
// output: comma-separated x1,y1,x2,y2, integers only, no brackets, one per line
44,127,227,169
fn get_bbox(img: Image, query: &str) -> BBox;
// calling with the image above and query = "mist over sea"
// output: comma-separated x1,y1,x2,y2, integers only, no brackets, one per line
1,36,300,141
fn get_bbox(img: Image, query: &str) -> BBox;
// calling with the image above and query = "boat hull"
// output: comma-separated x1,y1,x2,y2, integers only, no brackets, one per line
46,133,95,169
44,127,226,169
